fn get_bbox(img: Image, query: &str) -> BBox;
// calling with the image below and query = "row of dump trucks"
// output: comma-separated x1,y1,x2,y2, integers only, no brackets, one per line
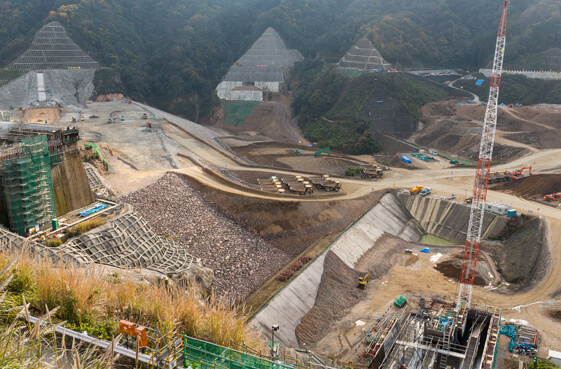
257,174,342,195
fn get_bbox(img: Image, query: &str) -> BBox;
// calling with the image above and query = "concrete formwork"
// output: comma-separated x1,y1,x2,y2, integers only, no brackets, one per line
251,193,424,347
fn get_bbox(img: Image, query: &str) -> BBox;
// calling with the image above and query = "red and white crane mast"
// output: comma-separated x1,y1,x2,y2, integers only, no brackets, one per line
456,0,509,310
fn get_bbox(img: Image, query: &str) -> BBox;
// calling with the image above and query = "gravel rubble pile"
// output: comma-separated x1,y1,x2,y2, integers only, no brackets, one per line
122,173,290,298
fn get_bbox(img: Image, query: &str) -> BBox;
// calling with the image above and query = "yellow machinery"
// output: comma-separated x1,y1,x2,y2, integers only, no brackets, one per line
358,274,370,289
410,185,423,195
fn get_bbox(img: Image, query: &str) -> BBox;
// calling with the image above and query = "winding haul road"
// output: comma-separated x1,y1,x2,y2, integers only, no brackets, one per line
86,101,561,350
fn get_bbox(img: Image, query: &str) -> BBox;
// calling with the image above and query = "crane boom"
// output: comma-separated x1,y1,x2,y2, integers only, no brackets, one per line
456,0,508,310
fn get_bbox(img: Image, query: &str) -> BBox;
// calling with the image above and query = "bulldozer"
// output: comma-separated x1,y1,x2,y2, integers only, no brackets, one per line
358,274,370,289
410,186,423,195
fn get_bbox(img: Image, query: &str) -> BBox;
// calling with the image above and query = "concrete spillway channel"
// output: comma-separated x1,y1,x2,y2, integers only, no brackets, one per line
251,193,424,347
251,192,508,347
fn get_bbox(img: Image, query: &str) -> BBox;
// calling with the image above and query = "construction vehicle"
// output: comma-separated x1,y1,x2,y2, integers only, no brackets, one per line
410,186,423,195
543,193,561,202
308,177,341,192
142,113,148,119
313,148,331,156
488,171,516,184
287,149,302,154
505,166,532,177
447,193,456,200
289,185,313,195
362,167,384,179
72,117,77,123
457,0,509,310
450,159,459,165
80,117,85,121
121,115,125,121
420,187,431,196
358,274,370,289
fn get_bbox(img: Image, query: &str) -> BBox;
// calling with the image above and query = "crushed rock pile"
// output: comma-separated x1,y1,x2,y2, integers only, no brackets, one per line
122,173,290,298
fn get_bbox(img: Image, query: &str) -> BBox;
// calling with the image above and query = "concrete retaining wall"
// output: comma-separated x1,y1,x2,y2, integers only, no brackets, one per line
397,193,509,244
216,89,263,101
251,193,424,347
479,68,561,80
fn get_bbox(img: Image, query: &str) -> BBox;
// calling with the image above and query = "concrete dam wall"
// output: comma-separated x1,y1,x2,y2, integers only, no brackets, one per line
397,193,509,244
251,193,424,347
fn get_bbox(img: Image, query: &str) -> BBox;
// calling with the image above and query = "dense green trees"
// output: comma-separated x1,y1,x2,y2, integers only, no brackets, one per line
1,0,560,122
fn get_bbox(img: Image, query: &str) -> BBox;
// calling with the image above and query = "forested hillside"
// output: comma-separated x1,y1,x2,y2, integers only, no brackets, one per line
1,0,560,120
291,63,463,154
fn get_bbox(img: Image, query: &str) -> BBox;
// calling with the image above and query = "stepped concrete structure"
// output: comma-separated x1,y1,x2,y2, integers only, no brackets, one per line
216,28,303,101
0,22,100,109
338,38,391,71
9,22,100,71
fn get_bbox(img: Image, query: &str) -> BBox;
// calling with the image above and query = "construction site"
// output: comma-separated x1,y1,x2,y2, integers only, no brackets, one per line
0,5,561,369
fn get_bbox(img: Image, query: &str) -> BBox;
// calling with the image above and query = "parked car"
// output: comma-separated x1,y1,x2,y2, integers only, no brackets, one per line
420,188,431,196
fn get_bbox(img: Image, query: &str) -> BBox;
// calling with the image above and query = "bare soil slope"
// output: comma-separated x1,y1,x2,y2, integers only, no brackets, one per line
492,174,561,197
186,178,387,257
412,100,530,162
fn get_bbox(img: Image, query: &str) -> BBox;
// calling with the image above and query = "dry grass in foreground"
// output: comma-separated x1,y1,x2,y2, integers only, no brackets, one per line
0,246,265,353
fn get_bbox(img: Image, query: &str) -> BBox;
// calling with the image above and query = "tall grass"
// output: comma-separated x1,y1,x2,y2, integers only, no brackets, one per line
0,247,266,352
0,256,120,368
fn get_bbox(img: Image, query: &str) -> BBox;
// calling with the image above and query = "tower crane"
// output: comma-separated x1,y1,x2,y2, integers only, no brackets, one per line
456,0,509,310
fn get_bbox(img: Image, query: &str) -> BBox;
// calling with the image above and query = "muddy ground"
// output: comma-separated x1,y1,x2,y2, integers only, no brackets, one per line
227,141,368,175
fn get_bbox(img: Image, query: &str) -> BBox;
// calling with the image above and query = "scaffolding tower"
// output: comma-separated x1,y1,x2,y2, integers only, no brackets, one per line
2,136,56,236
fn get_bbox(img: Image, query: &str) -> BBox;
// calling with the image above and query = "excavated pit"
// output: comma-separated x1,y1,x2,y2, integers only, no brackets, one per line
252,191,545,350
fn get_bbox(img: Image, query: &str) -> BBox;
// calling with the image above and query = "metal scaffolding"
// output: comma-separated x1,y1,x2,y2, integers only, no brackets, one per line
1,136,56,236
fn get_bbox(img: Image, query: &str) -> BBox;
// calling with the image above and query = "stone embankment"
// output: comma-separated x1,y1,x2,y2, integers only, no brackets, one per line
122,173,290,298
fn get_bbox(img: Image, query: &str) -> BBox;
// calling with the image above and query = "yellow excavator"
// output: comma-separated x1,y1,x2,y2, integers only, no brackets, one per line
358,274,370,289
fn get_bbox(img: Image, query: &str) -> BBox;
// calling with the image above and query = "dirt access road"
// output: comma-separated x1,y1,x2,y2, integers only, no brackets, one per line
67,101,561,348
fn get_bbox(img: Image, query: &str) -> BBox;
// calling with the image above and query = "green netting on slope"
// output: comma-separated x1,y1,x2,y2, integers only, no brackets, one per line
221,101,260,127
183,335,303,369
0,69,27,88
338,68,367,78
84,142,113,172
2,136,56,236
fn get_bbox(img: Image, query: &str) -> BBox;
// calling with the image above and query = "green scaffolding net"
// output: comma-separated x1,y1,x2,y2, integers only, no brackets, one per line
221,101,260,127
2,136,56,236
183,335,301,369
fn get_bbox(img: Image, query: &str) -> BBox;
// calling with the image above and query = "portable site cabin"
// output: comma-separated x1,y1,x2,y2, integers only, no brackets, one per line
484,201,511,216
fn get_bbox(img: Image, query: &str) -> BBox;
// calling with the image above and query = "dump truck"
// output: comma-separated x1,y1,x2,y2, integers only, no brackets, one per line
358,274,370,289
289,185,313,195
362,167,384,179
409,186,420,194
